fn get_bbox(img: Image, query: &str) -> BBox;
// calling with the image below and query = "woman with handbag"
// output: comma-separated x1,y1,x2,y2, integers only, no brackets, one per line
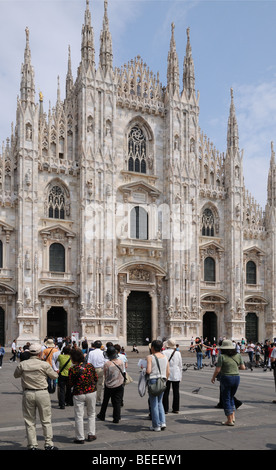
97,346,125,424
146,340,169,432
211,339,245,426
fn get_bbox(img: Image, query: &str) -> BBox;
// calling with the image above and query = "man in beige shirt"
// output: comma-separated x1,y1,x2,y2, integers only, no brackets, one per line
14,343,58,450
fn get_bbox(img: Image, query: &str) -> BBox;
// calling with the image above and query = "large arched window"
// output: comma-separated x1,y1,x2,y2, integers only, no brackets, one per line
49,243,65,272
128,126,147,174
130,206,148,240
202,208,215,236
246,261,256,284
0,240,2,268
204,257,216,282
48,185,65,219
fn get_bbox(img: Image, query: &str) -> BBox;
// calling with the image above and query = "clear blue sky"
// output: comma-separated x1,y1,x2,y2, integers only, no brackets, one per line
1,0,276,208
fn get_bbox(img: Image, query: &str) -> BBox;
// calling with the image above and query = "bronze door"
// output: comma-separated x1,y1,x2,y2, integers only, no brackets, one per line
47,307,67,338
246,312,258,343
127,291,151,345
203,311,217,343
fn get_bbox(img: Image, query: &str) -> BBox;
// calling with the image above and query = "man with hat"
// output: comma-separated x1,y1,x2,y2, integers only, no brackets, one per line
41,338,59,366
14,343,58,450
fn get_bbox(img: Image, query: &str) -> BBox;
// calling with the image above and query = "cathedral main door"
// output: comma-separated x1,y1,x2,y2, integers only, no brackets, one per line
47,307,67,338
245,312,258,343
127,291,151,346
203,311,217,343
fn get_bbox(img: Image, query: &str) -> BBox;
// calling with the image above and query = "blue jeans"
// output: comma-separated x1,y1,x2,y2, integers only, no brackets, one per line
148,379,166,429
220,375,240,416
197,352,203,369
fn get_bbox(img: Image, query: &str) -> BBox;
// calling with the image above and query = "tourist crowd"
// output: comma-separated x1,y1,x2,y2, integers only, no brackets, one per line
1,334,275,449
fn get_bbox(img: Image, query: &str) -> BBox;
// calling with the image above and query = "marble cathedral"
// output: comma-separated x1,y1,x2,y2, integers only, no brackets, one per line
0,0,275,347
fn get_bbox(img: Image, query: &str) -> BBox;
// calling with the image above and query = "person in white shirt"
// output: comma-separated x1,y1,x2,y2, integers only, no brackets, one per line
87,341,105,405
162,338,182,414
10,340,17,362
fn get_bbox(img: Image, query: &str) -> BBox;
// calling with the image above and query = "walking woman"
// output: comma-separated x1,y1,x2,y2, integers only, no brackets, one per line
211,339,245,426
146,340,170,431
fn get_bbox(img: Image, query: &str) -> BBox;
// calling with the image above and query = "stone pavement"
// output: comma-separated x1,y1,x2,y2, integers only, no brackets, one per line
0,346,276,460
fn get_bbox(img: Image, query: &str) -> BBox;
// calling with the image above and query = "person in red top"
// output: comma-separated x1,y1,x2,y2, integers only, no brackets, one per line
68,348,98,444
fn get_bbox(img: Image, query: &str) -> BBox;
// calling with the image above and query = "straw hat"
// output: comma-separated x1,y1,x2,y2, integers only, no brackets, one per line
219,339,235,349
45,338,55,347
166,338,176,348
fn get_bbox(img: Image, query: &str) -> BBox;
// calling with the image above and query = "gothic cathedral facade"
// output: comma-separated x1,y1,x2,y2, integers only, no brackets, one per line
0,1,275,346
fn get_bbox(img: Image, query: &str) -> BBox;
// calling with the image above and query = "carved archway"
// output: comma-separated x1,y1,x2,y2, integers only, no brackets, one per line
118,262,166,342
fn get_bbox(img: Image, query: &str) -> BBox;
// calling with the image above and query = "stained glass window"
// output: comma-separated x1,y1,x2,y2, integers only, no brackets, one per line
246,261,256,284
48,186,65,219
50,243,65,272
202,208,214,236
128,126,147,174
204,257,215,282
130,206,148,240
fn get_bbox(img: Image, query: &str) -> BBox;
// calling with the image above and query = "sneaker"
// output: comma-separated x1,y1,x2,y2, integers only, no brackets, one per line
160,424,166,430
149,426,161,432
44,445,58,450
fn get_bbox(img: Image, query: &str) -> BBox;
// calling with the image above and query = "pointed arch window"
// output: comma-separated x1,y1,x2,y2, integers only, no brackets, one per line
246,261,256,285
128,126,147,174
204,257,216,282
130,206,148,240
202,208,215,236
48,185,65,219
49,243,65,272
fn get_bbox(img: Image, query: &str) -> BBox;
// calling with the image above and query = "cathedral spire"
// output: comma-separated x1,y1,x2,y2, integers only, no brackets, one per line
183,27,195,98
20,27,35,105
99,0,113,73
167,23,179,96
267,141,276,207
81,0,95,70
66,45,73,97
227,88,239,150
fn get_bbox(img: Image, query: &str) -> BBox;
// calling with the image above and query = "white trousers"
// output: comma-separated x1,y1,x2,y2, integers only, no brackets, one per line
73,391,96,440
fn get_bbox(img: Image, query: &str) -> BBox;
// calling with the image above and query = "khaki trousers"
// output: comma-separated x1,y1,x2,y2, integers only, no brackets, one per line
95,367,104,404
22,389,53,449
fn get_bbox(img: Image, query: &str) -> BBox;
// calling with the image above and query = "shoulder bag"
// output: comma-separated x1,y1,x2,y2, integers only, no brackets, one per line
111,360,133,385
147,355,167,397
